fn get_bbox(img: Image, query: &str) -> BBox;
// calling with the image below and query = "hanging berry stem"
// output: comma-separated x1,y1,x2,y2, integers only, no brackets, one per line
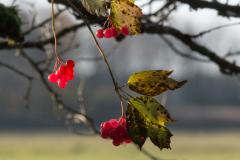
51,0,65,73
63,0,127,102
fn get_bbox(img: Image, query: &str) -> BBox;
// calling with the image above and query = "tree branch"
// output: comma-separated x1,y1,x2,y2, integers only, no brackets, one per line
172,0,240,18
141,23,240,74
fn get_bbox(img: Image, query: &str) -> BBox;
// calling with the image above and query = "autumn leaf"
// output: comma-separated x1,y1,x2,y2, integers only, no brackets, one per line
82,0,106,17
127,70,187,96
110,0,144,35
126,96,175,150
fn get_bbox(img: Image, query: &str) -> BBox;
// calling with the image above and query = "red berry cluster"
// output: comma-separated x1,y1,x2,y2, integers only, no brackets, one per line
96,26,129,39
48,60,75,88
100,118,131,146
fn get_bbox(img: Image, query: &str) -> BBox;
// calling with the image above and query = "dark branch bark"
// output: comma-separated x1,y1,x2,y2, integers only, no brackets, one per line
172,0,240,18
141,23,240,74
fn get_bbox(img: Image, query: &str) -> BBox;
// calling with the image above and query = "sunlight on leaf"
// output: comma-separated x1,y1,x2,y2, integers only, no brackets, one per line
127,70,187,96
110,0,144,35
126,96,175,150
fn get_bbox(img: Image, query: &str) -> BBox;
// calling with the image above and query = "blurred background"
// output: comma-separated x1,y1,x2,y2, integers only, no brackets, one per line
0,0,240,160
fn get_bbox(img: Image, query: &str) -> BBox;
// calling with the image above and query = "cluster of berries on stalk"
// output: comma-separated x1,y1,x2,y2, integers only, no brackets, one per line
96,26,129,39
48,60,75,88
100,118,131,146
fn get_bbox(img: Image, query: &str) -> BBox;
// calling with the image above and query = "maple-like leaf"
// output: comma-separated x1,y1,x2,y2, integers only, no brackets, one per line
81,0,106,17
126,96,175,150
110,0,144,35
127,70,187,96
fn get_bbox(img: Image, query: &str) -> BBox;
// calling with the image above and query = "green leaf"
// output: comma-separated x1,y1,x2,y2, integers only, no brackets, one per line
126,96,175,150
110,0,144,35
81,0,106,17
127,70,187,96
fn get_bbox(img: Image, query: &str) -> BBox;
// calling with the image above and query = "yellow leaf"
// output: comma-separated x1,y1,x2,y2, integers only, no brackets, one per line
82,0,106,17
127,70,187,96
130,96,177,126
110,0,144,35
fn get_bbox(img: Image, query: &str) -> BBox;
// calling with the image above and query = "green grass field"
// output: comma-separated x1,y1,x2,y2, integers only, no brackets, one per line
0,130,240,160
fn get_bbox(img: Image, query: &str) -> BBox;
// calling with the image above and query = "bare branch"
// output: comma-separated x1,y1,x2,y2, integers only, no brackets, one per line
141,23,240,75
171,0,240,18
191,22,240,38
0,60,33,109
160,35,210,62
24,9,66,35
0,22,89,50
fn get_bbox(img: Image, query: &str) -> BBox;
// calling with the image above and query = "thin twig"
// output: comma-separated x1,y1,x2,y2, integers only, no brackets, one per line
0,60,33,109
24,9,66,35
191,22,240,38
160,35,210,62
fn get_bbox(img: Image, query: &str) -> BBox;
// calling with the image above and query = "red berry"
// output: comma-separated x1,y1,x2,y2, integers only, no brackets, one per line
96,29,104,38
124,139,132,144
112,138,121,146
67,68,74,75
118,134,124,144
116,125,126,134
66,60,75,69
112,28,119,37
123,131,130,140
61,75,69,82
121,121,126,127
60,66,68,75
103,122,112,130
109,129,119,139
121,26,129,36
56,69,63,79
100,122,106,128
68,73,74,80
104,28,113,38
48,74,58,83
58,80,67,88
109,119,118,128
101,129,109,139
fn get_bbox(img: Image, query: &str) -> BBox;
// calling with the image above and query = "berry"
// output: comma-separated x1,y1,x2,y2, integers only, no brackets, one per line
61,75,69,82
96,29,104,38
109,119,118,128
118,134,124,144
66,60,75,69
60,66,68,75
48,74,58,83
124,139,132,144
100,122,106,128
101,129,109,139
67,68,74,75
121,26,129,36
112,28,119,37
58,80,67,88
109,129,119,139
68,73,74,80
103,122,112,130
56,69,63,79
116,125,126,134
112,138,121,146
104,28,113,38
123,131,130,140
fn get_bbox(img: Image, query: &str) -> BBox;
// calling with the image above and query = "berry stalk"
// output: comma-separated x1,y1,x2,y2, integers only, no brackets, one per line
63,0,127,101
